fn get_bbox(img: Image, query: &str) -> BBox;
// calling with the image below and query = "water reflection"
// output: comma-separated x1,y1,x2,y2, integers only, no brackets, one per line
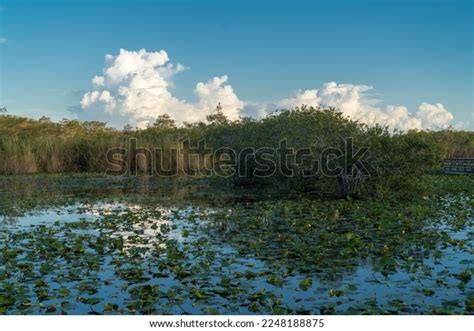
0,176,472,314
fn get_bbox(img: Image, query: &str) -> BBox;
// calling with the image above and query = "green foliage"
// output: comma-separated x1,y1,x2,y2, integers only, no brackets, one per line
150,113,176,130
202,106,461,199
206,102,229,126
357,127,444,199
1,107,472,199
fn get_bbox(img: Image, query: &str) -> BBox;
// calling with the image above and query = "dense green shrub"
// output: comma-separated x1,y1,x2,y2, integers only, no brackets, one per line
0,107,472,199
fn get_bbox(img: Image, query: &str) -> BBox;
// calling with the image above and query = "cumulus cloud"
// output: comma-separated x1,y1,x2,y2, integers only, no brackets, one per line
240,102,272,119
278,89,320,109
194,75,244,121
91,75,105,87
416,102,454,130
79,48,243,128
78,48,454,131
275,82,452,131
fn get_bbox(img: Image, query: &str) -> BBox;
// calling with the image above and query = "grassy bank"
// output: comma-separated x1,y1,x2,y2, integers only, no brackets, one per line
1,107,473,198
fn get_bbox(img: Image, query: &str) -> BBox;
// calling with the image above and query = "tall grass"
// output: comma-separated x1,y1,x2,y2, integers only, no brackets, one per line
1,109,472,198
0,116,204,175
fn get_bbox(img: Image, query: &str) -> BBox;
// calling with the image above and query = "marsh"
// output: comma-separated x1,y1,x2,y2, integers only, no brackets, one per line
0,174,472,314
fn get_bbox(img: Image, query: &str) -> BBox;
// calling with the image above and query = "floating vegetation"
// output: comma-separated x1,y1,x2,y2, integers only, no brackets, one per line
0,174,472,314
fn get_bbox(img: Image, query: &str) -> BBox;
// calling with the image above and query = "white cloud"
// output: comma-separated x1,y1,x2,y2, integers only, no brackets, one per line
79,48,244,128
0,37,7,44
78,48,454,131
416,102,454,130
194,75,244,121
383,105,422,131
103,48,169,84
91,75,104,87
278,89,320,109
240,102,272,118
80,90,116,114
274,82,453,131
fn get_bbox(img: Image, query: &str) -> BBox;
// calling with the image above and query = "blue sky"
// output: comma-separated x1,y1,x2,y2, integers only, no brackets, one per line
0,0,472,129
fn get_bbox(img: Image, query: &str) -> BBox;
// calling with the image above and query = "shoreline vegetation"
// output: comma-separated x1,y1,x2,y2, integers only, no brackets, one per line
0,107,473,314
1,106,472,199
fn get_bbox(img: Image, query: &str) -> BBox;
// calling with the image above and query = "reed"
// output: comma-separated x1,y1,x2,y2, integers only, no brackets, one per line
1,110,472,198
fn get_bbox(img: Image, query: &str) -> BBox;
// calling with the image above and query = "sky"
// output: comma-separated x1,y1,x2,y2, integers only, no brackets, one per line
0,0,472,130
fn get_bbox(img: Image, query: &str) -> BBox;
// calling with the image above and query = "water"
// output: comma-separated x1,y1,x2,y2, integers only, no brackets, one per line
0,176,472,314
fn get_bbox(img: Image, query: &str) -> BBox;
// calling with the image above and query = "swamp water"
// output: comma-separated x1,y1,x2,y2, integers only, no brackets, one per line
0,176,472,314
